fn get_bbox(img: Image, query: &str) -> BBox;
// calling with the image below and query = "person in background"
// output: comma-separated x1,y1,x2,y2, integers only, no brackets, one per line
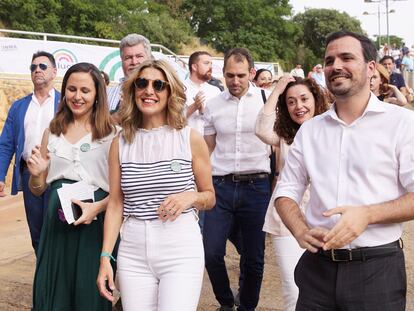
97,59,215,311
255,76,328,311
253,68,273,89
107,33,152,116
380,55,409,98
29,62,117,310
101,71,110,86
290,63,305,79
203,47,271,311
370,63,407,106
0,51,60,254
184,51,221,136
310,64,326,89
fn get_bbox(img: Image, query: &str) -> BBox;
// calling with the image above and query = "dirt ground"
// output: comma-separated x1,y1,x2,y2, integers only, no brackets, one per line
0,192,413,311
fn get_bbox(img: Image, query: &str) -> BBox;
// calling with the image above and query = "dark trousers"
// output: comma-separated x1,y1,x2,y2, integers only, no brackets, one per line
295,249,406,311
203,177,270,311
21,167,49,254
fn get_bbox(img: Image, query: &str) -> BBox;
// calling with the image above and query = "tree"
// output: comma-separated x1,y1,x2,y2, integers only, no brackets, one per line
374,35,404,48
181,0,299,63
293,8,364,65
0,0,193,52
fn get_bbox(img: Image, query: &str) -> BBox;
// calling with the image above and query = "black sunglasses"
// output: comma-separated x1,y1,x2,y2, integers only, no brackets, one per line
30,63,48,72
134,78,169,92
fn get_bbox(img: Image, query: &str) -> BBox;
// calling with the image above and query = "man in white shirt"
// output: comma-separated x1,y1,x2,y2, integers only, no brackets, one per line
203,48,271,311
107,33,152,117
0,51,60,254
184,51,221,135
275,30,414,310
290,63,305,79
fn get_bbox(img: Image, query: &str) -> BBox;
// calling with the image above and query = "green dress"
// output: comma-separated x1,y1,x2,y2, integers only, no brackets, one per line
32,179,116,311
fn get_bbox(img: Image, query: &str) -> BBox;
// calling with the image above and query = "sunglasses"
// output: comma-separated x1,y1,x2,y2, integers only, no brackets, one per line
30,63,48,72
134,78,169,92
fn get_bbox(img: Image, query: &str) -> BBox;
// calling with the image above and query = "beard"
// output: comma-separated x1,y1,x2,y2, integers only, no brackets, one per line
197,71,212,82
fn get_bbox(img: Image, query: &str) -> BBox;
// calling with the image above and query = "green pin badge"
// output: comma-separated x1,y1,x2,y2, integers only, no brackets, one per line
170,160,181,172
80,143,91,152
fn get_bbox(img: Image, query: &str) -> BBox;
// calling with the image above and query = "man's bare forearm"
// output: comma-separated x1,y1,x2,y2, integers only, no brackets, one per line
367,192,414,224
275,196,309,238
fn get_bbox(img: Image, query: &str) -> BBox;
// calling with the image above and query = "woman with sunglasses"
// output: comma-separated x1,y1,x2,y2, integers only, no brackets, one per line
97,59,215,311
255,76,328,311
27,62,117,310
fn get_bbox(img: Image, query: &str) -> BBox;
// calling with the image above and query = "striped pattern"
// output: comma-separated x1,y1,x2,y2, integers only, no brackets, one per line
121,158,196,220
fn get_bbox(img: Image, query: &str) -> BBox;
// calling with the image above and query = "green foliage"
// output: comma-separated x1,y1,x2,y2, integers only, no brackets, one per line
1,0,402,70
375,35,404,48
0,0,193,52
293,8,364,63
181,0,299,63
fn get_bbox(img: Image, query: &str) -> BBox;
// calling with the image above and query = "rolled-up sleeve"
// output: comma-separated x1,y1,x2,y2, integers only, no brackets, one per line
397,115,414,192
203,100,216,136
255,107,279,146
275,126,309,205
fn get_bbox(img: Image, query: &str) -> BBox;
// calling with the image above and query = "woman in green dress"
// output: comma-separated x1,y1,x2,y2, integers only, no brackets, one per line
27,62,117,311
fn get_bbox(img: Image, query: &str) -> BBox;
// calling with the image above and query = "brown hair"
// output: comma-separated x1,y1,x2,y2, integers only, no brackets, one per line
49,62,115,140
275,77,329,145
120,59,186,144
375,62,391,96
188,51,211,73
223,48,254,72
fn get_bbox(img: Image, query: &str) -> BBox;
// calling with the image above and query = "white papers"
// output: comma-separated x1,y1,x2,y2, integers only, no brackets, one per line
57,181,95,224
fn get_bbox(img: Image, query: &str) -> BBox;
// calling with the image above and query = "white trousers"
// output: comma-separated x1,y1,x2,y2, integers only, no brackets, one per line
117,212,204,311
272,235,305,311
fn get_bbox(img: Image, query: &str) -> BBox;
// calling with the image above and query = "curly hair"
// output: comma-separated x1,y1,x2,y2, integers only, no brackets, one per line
49,62,115,140
275,77,329,145
120,59,187,144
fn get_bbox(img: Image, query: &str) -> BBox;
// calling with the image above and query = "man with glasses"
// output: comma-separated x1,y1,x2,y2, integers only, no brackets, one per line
0,51,60,254
107,33,152,119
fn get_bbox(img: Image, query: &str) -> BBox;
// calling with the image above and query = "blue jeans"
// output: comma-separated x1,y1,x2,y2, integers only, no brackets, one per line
21,167,49,254
203,176,270,311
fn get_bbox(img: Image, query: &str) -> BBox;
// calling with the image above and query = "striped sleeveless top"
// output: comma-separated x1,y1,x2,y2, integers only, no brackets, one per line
119,125,196,220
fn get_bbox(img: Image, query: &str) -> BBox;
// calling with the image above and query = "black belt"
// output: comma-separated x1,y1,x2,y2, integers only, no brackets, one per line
215,173,269,182
318,240,402,262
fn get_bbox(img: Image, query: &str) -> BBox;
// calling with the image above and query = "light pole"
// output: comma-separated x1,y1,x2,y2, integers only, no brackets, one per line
364,0,401,45
363,4,381,47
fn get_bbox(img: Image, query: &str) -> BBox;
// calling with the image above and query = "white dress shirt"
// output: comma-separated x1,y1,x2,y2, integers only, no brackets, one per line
204,85,270,175
23,89,55,161
183,78,221,135
275,94,414,248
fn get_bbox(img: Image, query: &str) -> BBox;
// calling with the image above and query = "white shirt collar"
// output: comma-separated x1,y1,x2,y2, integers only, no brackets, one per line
326,92,386,125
